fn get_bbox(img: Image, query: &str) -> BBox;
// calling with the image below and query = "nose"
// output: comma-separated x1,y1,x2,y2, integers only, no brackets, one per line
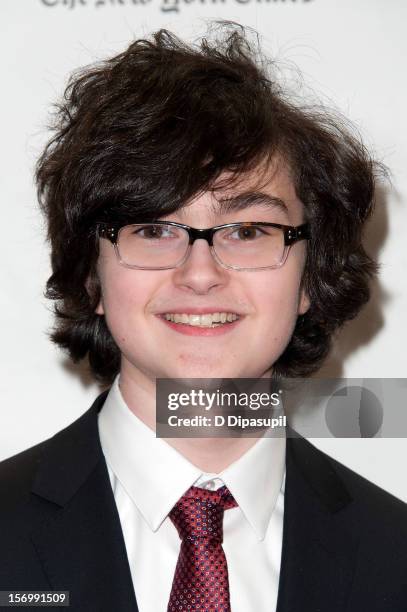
172,238,229,294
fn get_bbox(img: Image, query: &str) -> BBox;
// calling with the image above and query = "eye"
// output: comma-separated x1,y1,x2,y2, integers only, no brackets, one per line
133,224,174,239
227,225,268,241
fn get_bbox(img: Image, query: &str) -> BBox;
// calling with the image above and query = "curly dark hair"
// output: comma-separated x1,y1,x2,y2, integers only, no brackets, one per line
36,23,381,385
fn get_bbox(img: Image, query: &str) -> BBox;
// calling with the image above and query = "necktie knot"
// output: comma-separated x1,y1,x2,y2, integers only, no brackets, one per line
169,485,237,545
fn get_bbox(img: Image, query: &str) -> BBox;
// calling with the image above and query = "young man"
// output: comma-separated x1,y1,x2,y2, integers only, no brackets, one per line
1,25,406,612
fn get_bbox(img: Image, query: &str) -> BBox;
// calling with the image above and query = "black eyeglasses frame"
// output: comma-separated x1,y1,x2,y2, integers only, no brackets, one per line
97,220,310,271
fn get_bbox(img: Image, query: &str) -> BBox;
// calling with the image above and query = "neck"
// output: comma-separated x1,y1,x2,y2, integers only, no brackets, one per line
118,366,260,473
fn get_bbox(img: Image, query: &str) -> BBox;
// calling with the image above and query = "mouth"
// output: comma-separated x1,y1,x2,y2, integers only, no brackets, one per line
162,312,239,328
156,311,243,336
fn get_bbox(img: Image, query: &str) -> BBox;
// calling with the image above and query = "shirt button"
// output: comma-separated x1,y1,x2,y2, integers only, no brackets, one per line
204,479,217,490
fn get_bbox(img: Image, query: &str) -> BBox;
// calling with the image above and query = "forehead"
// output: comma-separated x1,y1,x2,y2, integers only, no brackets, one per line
175,157,303,223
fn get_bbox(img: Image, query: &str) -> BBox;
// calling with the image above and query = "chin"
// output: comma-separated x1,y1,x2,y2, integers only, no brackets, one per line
165,359,237,381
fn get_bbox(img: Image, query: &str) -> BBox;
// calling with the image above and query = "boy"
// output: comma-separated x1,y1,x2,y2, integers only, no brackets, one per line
1,24,406,612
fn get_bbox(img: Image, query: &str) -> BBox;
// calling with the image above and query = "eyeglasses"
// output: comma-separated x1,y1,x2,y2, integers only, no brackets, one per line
98,220,310,271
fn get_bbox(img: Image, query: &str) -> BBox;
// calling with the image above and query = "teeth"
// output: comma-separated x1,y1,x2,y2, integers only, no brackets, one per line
164,312,239,327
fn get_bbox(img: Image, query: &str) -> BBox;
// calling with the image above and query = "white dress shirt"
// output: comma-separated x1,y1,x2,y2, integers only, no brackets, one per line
98,376,285,612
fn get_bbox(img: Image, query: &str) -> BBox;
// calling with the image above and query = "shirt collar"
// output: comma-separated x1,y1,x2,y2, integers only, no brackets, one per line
98,376,285,541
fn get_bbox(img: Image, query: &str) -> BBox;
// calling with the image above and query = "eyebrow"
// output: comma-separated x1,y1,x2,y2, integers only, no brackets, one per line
214,191,289,216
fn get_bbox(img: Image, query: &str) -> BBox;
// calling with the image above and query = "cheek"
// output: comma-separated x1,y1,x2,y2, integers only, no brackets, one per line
97,268,148,340
253,268,304,334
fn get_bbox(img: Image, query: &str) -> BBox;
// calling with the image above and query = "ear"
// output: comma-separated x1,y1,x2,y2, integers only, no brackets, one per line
298,288,310,315
85,276,104,315
95,299,104,316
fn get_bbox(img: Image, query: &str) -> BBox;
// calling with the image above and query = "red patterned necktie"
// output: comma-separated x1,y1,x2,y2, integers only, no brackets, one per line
167,484,238,612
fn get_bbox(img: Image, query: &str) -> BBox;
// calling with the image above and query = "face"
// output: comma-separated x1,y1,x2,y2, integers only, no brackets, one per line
95,160,310,388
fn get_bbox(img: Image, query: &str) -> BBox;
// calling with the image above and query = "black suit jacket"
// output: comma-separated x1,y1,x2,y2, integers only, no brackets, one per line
1,392,407,611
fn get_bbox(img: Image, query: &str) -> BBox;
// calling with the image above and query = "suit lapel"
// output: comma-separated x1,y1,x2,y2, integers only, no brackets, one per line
30,393,138,612
276,436,359,612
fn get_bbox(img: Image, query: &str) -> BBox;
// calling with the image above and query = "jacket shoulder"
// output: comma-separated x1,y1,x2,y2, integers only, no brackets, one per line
296,437,407,530
0,391,108,514
0,440,49,511
325,445,407,513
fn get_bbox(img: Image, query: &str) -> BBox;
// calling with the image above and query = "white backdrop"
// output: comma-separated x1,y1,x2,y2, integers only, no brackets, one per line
1,0,406,500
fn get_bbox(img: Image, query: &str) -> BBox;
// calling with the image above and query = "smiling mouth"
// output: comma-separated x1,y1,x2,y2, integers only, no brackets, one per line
162,312,239,328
